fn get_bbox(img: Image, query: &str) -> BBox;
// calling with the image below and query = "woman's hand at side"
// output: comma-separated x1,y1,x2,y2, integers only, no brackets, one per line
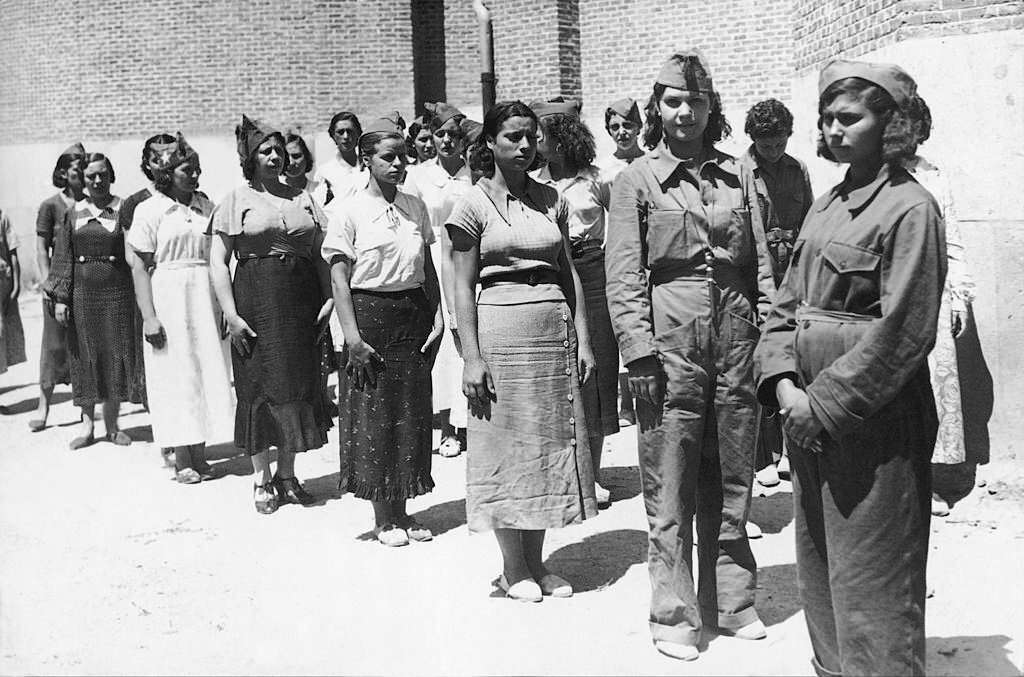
578,343,597,384
143,316,167,350
776,377,824,452
54,302,70,327
627,355,663,405
224,313,258,357
345,338,383,390
462,356,495,407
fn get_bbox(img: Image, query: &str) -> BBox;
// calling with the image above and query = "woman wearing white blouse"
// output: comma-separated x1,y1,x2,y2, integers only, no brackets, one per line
323,117,444,547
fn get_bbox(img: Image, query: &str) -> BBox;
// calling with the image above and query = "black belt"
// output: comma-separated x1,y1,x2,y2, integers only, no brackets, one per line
481,269,559,289
570,240,603,259
76,255,121,264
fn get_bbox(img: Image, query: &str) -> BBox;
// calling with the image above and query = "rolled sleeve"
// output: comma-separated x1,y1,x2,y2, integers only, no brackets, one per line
605,166,656,365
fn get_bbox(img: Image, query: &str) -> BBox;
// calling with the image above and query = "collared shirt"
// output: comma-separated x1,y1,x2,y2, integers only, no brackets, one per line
403,158,473,238
533,164,610,244
315,154,368,205
597,148,646,187
321,188,435,292
126,191,215,265
605,143,774,365
71,196,123,232
754,164,947,439
445,175,568,305
739,146,814,284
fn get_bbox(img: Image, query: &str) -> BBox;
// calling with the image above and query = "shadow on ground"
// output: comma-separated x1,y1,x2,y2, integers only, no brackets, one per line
121,424,153,443
1,390,73,415
749,492,794,535
756,563,801,627
544,528,648,593
355,498,468,541
928,634,1019,676
600,465,642,503
0,381,32,397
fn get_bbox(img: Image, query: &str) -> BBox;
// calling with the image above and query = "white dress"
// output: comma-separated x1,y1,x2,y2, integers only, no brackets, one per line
127,192,235,447
910,157,976,464
404,159,473,424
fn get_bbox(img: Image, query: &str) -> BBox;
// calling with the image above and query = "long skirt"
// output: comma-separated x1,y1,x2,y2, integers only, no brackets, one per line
143,262,235,447
232,255,329,454
467,295,597,532
39,300,70,387
429,239,468,428
0,292,26,374
337,288,435,501
928,289,966,464
574,247,620,438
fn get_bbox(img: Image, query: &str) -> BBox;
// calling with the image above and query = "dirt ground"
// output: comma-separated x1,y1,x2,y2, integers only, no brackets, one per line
2,292,1022,676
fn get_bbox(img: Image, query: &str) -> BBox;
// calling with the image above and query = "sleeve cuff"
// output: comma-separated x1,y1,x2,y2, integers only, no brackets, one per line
618,338,656,367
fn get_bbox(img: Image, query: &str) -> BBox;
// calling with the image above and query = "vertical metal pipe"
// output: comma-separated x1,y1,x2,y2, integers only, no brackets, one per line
473,0,496,114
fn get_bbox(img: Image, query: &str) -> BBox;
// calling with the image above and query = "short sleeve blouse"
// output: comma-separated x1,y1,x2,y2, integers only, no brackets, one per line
321,188,434,292
126,192,216,264
445,176,568,305
210,185,325,259
36,193,74,248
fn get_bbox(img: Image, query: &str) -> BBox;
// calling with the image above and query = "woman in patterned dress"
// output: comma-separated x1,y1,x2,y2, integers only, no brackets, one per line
46,153,145,448
29,144,86,431
323,117,443,546
0,207,27,381
209,115,334,514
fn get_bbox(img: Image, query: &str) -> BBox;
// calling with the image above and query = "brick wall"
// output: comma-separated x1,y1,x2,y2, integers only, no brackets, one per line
794,0,1024,71
0,0,416,144
580,0,793,121
443,0,484,111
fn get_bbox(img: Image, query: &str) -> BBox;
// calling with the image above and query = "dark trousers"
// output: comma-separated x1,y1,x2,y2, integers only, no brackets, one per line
638,288,761,645
791,417,931,677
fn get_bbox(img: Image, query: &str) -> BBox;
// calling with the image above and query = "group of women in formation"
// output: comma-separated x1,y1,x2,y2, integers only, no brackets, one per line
3,47,975,674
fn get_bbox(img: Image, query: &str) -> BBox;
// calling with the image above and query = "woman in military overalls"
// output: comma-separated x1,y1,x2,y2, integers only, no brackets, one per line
605,48,774,661
755,61,945,677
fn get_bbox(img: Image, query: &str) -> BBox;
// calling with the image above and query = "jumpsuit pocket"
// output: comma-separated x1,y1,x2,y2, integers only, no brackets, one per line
646,208,696,268
724,207,754,264
822,241,881,274
727,310,761,344
654,317,705,412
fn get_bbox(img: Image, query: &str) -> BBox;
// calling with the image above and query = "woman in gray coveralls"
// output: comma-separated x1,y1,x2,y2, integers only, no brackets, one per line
605,48,774,661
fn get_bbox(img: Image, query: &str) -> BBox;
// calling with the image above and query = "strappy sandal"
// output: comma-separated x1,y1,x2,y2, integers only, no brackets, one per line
254,482,278,515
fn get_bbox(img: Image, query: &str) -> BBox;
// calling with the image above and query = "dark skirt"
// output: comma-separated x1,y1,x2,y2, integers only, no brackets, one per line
39,299,70,388
232,255,329,454
69,263,146,407
337,288,434,501
574,247,620,438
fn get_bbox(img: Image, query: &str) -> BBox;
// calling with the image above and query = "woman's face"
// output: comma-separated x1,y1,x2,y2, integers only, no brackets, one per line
820,92,883,166
659,87,710,145
66,161,85,199
365,137,408,186
284,141,309,177
331,120,360,154
170,160,201,196
487,115,537,173
433,118,465,160
753,134,790,164
535,122,560,163
606,113,640,151
413,128,435,161
83,160,112,199
254,137,285,178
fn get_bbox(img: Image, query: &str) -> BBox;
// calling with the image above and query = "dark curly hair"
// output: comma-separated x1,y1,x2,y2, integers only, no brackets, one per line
241,132,286,182
476,100,539,176
285,133,315,174
51,152,84,189
908,95,932,145
744,99,794,139
406,120,426,157
643,84,731,150
538,113,596,168
816,77,917,166
139,134,176,180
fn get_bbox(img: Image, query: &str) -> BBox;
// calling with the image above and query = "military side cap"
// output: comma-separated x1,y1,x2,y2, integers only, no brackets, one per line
606,97,640,121
424,102,464,126
656,48,714,93
818,59,917,107
460,118,484,145
61,142,86,157
359,117,404,141
529,97,581,118
236,114,280,161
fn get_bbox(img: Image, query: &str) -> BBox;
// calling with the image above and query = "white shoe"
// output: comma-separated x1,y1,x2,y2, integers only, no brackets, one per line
496,574,542,602
595,482,611,507
776,455,790,478
756,464,780,487
719,619,767,640
538,573,573,598
931,497,950,517
438,436,461,458
746,522,763,539
655,640,699,661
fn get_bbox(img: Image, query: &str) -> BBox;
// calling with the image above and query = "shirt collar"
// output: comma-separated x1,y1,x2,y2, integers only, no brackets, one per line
820,163,898,214
355,188,416,223
475,175,553,224
80,196,120,217
648,143,739,186
155,191,211,217
533,164,596,187
743,144,800,173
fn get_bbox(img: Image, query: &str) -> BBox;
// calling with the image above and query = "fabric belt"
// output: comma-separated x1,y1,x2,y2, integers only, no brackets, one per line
795,305,876,324
570,239,603,259
481,269,559,289
235,252,310,261
76,254,122,264
157,259,207,270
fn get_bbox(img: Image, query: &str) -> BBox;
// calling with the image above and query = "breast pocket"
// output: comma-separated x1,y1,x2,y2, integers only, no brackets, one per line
821,240,882,302
646,208,699,269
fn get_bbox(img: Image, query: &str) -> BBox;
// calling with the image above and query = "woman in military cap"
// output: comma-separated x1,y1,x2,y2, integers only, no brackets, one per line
756,60,944,676
605,48,774,660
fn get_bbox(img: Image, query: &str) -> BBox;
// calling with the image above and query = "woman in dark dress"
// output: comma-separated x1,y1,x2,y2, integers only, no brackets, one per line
30,143,86,431
209,115,334,515
47,153,145,448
